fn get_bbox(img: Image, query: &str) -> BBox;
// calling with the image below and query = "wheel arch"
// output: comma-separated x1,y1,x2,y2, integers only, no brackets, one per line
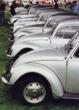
11,63,64,98
13,72,52,97
12,43,40,57
13,48,33,61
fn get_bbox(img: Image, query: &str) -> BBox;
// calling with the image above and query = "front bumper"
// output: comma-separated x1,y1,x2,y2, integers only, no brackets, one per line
1,76,12,86
5,47,13,58
6,54,12,58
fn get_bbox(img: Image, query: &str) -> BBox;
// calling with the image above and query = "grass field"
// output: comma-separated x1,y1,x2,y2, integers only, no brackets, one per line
0,25,79,110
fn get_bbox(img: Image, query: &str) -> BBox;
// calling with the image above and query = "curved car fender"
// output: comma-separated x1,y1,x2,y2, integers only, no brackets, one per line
12,43,41,57
10,63,64,97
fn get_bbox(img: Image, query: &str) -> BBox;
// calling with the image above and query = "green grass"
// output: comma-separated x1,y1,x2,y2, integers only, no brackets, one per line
0,25,79,110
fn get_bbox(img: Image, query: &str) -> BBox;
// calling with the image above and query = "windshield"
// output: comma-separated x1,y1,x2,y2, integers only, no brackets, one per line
43,18,58,35
64,32,79,53
28,9,42,20
44,17,57,27
55,25,79,39
38,13,52,22
28,7,38,15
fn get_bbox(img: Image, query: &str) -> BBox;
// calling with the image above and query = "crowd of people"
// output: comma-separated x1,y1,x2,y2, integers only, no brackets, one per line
0,0,79,26
0,0,5,25
0,0,23,25
64,1,79,14
10,1,19,15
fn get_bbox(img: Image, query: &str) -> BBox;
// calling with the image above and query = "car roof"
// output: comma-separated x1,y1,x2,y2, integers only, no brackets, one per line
62,18,79,22
48,14,79,22
29,5,70,12
51,12,79,17
58,18,79,25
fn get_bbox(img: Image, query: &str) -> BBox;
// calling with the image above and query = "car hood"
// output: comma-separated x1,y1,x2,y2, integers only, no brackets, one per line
13,48,67,66
14,33,50,44
20,26,51,34
18,21,45,27
14,26,51,40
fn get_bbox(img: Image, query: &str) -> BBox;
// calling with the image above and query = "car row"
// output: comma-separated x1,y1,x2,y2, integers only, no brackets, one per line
2,5,79,105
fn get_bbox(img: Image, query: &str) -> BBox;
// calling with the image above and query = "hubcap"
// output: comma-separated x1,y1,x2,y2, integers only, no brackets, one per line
23,82,46,104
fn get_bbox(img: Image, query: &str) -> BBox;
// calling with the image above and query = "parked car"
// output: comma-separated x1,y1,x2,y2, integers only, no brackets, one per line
13,14,79,41
10,6,58,24
13,11,64,33
7,18,79,59
15,7,27,13
13,12,79,33
12,10,70,39
12,11,57,33
2,31,79,105
10,6,69,24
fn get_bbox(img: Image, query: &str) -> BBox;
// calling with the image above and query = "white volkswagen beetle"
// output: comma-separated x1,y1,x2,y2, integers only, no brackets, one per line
10,6,67,24
7,18,79,59
13,10,69,40
13,14,79,41
10,6,59,24
13,12,60,33
13,11,69,33
2,31,79,105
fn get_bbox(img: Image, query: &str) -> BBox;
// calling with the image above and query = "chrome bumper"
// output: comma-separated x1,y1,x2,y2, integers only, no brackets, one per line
1,76,12,86
6,54,12,58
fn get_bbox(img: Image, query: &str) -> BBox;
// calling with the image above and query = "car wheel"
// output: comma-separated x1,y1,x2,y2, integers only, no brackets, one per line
18,76,50,105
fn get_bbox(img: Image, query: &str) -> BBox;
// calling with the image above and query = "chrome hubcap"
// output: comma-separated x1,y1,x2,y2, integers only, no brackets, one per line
23,82,46,104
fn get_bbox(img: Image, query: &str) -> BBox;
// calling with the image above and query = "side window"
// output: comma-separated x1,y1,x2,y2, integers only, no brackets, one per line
74,47,79,58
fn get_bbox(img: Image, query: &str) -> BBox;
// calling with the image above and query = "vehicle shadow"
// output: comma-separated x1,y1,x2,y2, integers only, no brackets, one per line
44,98,79,110
1,81,79,109
10,86,79,108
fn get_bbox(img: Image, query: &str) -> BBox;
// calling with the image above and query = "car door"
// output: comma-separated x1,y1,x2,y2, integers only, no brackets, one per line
66,47,79,93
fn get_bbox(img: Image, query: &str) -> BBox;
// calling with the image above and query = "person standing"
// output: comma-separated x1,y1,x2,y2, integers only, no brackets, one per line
0,0,5,25
10,1,17,15
71,1,79,14
54,0,58,8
